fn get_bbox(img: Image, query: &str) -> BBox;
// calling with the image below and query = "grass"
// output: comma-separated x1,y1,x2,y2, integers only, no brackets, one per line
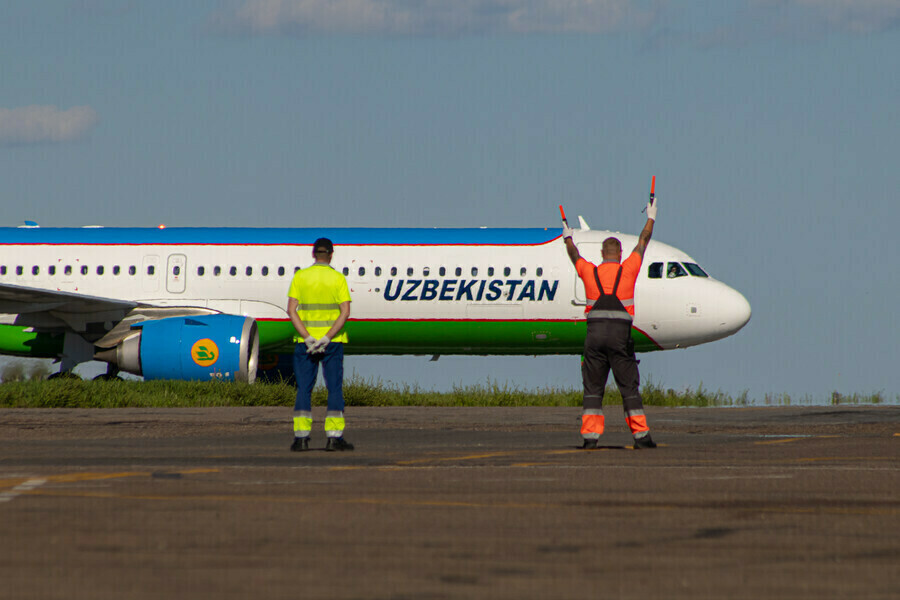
0,375,895,408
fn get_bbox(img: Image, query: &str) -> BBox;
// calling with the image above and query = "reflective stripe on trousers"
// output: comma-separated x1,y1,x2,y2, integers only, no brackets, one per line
624,407,649,436
293,410,312,438
324,410,346,439
581,408,604,439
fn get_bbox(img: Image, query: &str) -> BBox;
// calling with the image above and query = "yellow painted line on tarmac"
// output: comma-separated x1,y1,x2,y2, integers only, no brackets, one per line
395,451,516,465
14,487,899,517
755,436,841,445
0,468,219,490
794,456,894,463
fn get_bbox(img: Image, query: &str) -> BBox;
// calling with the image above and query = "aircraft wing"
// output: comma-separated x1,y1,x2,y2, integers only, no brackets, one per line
0,282,137,322
0,283,217,346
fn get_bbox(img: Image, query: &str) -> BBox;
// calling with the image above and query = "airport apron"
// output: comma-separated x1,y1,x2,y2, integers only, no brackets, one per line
580,265,650,440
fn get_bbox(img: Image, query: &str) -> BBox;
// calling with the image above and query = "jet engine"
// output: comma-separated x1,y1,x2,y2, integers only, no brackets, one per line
95,314,259,382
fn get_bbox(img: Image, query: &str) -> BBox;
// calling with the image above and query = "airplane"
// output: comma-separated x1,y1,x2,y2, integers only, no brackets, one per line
0,219,751,382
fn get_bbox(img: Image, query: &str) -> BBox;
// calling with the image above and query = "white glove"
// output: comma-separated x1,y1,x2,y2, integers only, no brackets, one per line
303,336,317,352
309,335,331,354
646,197,658,221
562,221,574,240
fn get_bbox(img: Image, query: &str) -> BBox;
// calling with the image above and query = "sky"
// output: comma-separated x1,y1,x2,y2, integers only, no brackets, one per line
1,1,899,403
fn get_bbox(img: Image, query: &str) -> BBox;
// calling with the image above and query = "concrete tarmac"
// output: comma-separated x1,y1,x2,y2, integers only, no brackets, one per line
1,405,898,600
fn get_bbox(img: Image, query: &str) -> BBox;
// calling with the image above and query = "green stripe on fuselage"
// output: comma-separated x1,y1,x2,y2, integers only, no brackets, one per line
0,326,64,358
256,320,661,355
0,320,660,360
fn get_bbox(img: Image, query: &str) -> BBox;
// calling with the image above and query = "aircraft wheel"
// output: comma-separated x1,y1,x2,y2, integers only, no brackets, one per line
93,374,123,381
48,371,82,380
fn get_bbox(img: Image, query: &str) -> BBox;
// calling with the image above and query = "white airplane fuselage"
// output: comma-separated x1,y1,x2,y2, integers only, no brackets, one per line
0,226,751,380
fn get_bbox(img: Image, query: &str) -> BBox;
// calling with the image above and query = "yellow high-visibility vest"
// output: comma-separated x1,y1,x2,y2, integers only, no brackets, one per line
287,264,351,343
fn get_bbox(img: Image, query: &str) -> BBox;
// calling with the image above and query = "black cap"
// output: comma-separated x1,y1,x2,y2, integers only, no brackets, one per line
313,237,334,253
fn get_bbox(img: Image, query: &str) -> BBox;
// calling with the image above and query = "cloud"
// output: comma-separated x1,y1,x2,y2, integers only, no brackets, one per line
0,106,99,146
213,0,654,36
796,0,900,33
752,0,900,35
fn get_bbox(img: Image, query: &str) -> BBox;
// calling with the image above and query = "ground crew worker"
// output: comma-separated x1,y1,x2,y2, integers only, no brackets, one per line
563,198,658,449
287,237,354,452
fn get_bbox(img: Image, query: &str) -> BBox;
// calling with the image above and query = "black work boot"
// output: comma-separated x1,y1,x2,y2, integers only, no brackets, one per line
325,437,354,451
581,438,598,450
633,434,657,449
290,437,310,452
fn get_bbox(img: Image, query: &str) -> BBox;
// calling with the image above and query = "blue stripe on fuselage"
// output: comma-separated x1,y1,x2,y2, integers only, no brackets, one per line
0,227,561,246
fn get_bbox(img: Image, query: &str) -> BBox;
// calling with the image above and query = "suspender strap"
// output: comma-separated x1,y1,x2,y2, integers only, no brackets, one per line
593,265,622,297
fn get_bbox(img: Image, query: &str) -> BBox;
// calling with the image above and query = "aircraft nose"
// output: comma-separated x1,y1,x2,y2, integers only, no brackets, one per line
718,286,751,335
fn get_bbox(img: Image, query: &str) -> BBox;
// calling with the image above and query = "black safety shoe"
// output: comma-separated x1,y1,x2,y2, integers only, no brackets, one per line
633,435,657,449
581,439,598,450
325,437,354,451
290,437,309,452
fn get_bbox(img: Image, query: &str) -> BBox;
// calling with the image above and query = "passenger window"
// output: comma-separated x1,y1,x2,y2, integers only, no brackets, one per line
214,266,221,276
536,267,543,277
648,263,663,279
471,267,478,276
375,267,382,276
358,267,365,277
294,267,301,273
66,266,73,276
455,267,462,277
49,266,56,276
245,266,252,276
666,262,688,279
173,266,181,276
422,267,430,276
229,267,237,277
407,267,414,277
147,266,155,276
81,266,89,276
342,267,349,276
503,267,511,277
96,266,104,275
684,263,709,277
0,266,6,275
262,266,269,276
128,266,136,276
32,266,40,276
488,267,495,277
278,266,285,276
112,266,120,276
439,267,446,277
16,266,23,276
390,267,398,276
197,266,205,276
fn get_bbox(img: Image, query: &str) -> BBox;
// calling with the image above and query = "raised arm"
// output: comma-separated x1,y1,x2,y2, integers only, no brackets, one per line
562,220,581,266
632,197,657,259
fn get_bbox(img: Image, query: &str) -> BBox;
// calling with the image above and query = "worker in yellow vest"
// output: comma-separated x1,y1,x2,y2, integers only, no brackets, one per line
287,237,353,451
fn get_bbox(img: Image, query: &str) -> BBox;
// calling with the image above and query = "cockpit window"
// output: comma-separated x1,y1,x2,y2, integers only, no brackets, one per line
666,262,688,279
683,262,709,277
648,262,663,279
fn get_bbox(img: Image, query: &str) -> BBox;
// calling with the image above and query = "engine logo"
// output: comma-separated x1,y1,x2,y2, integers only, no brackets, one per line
191,339,219,367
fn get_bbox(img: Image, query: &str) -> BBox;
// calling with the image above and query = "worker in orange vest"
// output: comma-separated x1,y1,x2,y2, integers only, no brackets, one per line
563,197,658,449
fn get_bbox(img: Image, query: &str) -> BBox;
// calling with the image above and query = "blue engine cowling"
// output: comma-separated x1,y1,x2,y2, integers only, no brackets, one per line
106,315,259,382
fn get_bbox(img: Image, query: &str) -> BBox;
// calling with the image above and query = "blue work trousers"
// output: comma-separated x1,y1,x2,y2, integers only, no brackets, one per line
293,342,344,413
